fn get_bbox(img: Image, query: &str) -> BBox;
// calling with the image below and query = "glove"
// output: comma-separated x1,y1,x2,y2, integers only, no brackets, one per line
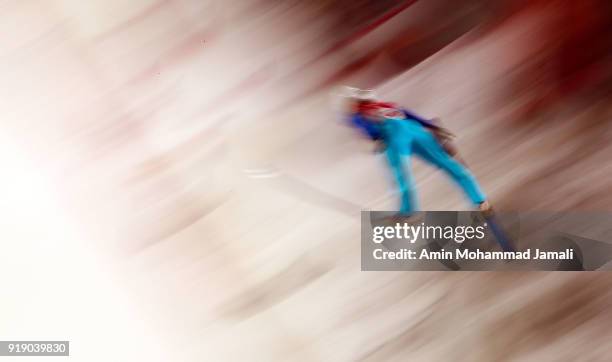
435,127,456,140
373,139,387,153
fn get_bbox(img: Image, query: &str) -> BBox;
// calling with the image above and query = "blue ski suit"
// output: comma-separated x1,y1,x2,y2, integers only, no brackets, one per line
350,110,486,214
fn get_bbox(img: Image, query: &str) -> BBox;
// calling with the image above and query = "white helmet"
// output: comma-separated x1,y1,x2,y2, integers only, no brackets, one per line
340,86,377,101
329,86,377,114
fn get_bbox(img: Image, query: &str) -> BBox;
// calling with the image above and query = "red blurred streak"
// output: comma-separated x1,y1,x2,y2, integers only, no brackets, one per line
209,1,421,122
104,1,421,132
259,1,422,113
101,1,420,122
125,29,213,86
92,0,175,43
265,0,419,92
198,1,421,109
195,65,273,113
319,0,419,58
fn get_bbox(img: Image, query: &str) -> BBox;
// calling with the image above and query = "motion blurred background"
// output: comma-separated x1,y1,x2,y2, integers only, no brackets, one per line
1,0,611,361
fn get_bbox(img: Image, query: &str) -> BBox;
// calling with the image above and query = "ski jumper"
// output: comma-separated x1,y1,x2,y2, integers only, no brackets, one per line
349,111,486,214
